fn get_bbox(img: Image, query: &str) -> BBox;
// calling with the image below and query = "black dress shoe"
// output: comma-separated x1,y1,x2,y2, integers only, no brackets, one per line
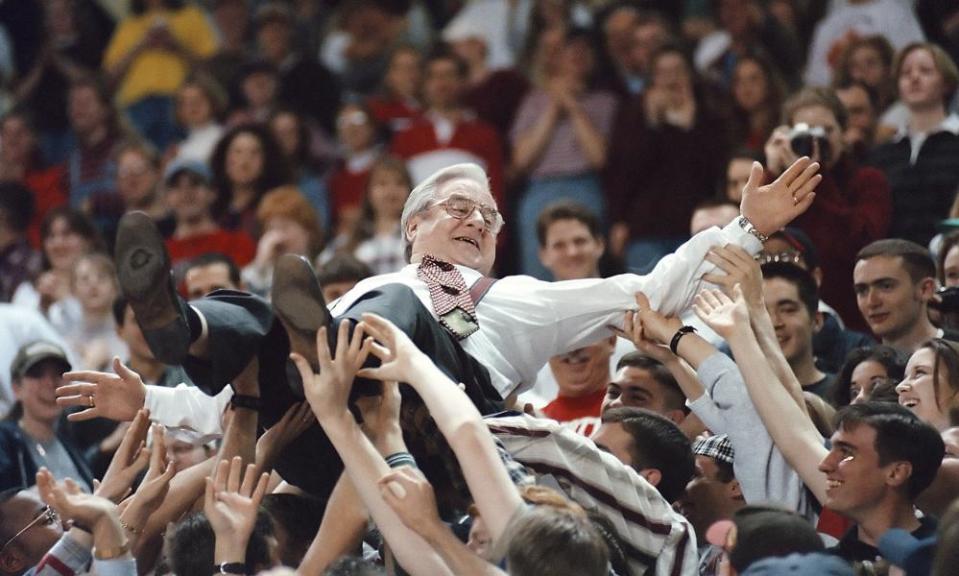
115,212,192,364
271,254,332,396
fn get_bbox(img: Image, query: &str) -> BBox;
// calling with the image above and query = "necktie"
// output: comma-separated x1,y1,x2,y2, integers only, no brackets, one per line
417,255,479,340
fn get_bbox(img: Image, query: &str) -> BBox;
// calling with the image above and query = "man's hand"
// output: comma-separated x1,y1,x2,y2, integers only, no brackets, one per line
355,313,429,384
357,380,403,450
740,156,821,236
703,245,765,313
291,321,371,422
692,285,752,340
57,357,147,422
37,468,119,530
121,425,176,541
378,467,443,539
204,457,270,563
255,402,314,472
95,409,152,503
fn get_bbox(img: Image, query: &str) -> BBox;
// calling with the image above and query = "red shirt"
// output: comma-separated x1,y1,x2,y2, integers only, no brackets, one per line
542,387,607,437
24,166,68,248
166,228,256,270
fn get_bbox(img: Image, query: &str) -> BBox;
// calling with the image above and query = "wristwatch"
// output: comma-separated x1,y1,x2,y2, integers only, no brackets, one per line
230,394,262,412
215,562,247,575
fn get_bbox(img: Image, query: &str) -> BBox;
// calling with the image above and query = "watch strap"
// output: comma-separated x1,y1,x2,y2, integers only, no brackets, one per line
216,562,247,575
669,326,697,355
230,394,261,412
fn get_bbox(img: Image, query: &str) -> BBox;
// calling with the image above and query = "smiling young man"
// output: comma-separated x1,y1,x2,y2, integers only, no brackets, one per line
108,157,821,505
541,337,615,435
602,352,688,424
761,262,833,399
853,239,949,354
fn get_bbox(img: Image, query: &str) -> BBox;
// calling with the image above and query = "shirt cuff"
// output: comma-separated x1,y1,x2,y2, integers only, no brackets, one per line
720,219,763,256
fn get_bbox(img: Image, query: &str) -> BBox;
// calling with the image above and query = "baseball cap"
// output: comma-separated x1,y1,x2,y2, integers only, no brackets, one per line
741,552,853,575
692,434,734,466
706,506,825,572
877,528,936,576
163,158,212,186
10,341,71,381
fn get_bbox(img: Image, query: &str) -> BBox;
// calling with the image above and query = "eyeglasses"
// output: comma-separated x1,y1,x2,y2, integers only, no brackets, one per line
0,506,58,555
431,195,504,234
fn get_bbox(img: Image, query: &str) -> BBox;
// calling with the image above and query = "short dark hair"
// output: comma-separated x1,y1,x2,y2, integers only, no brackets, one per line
424,45,468,79
782,86,848,130
834,402,945,499
601,407,695,502
832,345,906,407
503,506,609,576
536,201,602,248
856,239,936,285
184,253,242,287
615,352,688,413
317,254,373,287
262,493,325,567
761,262,820,317
0,182,34,234
166,511,274,576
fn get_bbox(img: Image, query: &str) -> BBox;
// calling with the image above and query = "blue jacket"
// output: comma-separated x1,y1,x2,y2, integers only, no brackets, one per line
0,421,93,491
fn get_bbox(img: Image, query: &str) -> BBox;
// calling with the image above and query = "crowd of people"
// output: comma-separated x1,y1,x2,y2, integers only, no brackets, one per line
2,0,959,575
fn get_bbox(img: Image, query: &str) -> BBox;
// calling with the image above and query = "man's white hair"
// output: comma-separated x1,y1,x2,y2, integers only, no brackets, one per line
400,163,492,246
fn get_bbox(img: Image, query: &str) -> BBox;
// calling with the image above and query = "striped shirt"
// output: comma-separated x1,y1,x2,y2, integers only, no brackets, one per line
488,414,698,576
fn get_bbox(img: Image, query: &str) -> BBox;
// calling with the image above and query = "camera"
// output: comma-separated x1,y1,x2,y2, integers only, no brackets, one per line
789,123,831,162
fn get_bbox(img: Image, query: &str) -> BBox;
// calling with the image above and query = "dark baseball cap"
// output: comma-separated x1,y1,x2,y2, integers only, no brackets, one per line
741,552,853,576
10,341,71,381
878,528,936,576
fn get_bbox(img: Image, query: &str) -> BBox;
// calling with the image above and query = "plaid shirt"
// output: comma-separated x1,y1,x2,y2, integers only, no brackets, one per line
487,414,699,576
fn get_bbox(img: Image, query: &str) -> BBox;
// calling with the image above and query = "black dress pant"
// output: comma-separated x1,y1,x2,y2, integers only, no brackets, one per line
182,284,503,505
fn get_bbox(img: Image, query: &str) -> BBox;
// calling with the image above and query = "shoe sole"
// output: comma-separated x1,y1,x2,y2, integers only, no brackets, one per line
272,254,331,363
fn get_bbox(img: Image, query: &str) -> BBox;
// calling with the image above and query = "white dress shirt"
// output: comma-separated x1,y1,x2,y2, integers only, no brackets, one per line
332,220,762,398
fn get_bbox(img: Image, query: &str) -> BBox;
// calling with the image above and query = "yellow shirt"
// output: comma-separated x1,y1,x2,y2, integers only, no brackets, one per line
103,5,218,106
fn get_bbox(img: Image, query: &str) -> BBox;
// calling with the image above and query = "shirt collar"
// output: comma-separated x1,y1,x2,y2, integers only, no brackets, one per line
894,113,959,142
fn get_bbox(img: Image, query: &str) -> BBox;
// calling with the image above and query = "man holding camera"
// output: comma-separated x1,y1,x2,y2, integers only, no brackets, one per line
764,87,891,331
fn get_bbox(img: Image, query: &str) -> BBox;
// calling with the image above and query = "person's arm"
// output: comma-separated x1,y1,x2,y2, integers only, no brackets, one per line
379,467,508,576
511,92,562,174
357,313,524,541
291,322,454,576
254,402,314,477
297,473,368,576
118,425,176,550
204,457,270,574
693,286,830,504
217,358,259,469
565,96,608,169
136,456,217,554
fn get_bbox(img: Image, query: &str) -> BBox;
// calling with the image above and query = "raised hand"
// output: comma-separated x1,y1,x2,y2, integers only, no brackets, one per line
357,380,403,445
121,425,176,541
57,357,147,422
204,457,270,558
256,402,314,472
740,157,821,236
355,313,428,385
703,245,765,312
37,468,119,530
377,466,443,537
692,285,751,340
95,409,152,503
291,321,371,421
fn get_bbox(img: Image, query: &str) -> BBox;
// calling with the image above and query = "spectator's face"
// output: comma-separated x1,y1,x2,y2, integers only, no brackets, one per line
592,422,635,467
558,37,594,81
732,59,768,113
899,48,947,110
177,85,215,128
166,173,216,222
539,218,603,281
68,86,107,135
336,106,376,154
406,177,498,275
242,72,278,108
836,85,875,148
0,117,35,164
184,262,238,300
725,158,752,203
603,366,684,423
44,217,91,272
652,52,691,95
14,361,64,424
763,277,819,366
257,20,291,62
944,244,959,287
270,113,300,158
854,256,928,342
226,133,265,187
818,423,901,517
718,0,752,38
118,305,153,360
385,49,421,100
0,490,63,568
898,347,957,431
848,360,890,405
628,22,668,75
942,427,959,458
167,439,209,472
603,8,637,67
116,150,159,207
676,456,741,540
264,216,311,257
450,37,487,68
424,59,463,110
73,259,117,314
791,104,843,168
848,45,887,89
321,280,357,303
368,166,409,220
548,339,614,399
689,205,739,236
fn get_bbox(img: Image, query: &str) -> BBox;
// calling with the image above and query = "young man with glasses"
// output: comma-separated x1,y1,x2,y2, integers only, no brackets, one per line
93,158,820,505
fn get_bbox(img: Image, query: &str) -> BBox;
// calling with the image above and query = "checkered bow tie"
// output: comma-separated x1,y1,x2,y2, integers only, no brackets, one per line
417,255,479,339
